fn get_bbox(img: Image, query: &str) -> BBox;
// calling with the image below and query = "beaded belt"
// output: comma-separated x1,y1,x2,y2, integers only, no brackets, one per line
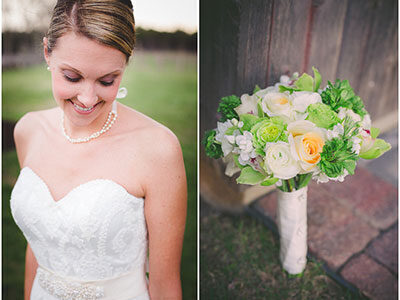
36,266,148,300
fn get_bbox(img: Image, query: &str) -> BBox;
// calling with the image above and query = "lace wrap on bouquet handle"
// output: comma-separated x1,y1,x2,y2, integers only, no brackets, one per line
277,186,308,274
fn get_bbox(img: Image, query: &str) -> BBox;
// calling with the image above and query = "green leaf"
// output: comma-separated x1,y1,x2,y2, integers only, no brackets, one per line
260,176,279,186
343,160,356,175
257,100,265,118
359,139,391,159
295,73,314,91
370,127,380,139
240,114,260,132
236,166,266,185
279,85,297,94
312,67,321,92
253,84,261,94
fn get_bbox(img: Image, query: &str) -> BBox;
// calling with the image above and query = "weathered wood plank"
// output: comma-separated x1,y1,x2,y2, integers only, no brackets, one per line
357,0,398,119
267,0,310,85
307,0,348,86
335,0,377,92
236,0,273,94
200,0,241,133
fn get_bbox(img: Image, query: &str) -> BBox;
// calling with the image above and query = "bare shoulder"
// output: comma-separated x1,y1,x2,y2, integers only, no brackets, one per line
14,108,59,165
119,104,183,161
14,108,58,142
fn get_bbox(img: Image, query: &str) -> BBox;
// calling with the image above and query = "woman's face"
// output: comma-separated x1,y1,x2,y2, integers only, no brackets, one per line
44,31,127,128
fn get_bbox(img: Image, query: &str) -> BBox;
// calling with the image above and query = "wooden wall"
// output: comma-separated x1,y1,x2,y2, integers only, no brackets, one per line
200,0,398,208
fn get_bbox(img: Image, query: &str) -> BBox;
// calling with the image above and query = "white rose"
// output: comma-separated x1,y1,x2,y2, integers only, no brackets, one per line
261,92,293,120
263,141,300,179
291,91,322,113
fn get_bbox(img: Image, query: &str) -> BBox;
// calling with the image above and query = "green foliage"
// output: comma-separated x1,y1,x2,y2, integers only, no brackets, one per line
321,79,367,117
277,174,312,192
217,95,241,122
203,130,223,159
306,103,340,129
240,114,260,132
295,73,314,91
253,84,261,94
278,67,321,93
318,137,359,178
359,139,391,159
236,166,266,185
312,67,322,92
370,127,380,139
260,176,279,186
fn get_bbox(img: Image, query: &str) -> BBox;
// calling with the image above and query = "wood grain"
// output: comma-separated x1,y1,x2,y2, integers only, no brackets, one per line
267,0,310,85
307,0,348,86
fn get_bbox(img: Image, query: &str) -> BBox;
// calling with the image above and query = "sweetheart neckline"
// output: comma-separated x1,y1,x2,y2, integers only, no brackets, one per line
20,166,144,204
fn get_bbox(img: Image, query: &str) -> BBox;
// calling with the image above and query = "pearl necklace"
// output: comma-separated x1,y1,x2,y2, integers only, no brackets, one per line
62,101,118,143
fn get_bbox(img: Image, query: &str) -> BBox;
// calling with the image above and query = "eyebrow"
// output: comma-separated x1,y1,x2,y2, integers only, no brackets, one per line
60,63,122,78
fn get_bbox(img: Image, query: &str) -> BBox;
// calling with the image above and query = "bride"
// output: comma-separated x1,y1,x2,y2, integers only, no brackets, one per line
11,0,187,299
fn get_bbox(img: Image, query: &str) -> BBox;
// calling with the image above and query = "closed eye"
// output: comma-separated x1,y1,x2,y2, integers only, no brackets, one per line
100,80,114,87
64,74,80,83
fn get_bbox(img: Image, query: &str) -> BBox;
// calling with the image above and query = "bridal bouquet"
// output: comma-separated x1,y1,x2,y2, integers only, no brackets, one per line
203,67,391,274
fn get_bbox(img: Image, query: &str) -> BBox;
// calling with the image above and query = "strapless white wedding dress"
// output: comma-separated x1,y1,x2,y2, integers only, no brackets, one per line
11,167,150,300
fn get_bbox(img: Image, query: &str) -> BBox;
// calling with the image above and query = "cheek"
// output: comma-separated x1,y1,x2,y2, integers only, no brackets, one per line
52,75,75,102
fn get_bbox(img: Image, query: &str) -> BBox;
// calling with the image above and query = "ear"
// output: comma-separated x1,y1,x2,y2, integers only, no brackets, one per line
43,37,50,66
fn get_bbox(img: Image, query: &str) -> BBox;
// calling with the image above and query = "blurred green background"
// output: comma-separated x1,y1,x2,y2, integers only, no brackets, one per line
2,50,197,299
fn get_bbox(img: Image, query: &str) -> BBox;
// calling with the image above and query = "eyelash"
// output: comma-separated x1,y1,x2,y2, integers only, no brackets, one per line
63,75,115,87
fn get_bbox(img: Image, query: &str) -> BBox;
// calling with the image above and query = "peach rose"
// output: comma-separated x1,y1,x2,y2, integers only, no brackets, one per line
288,120,326,173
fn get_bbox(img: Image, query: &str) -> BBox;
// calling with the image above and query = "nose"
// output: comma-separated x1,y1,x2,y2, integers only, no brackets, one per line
77,84,98,107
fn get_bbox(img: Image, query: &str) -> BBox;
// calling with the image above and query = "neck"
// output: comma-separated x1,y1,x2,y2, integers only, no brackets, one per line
62,101,117,141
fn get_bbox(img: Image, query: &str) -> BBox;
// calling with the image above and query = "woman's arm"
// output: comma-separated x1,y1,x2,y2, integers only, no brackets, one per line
142,128,187,300
14,113,39,300
24,244,39,300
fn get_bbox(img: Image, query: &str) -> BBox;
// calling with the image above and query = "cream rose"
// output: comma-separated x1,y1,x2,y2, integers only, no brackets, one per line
261,92,293,120
288,120,326,173
291,91,322,113
263,141,300,179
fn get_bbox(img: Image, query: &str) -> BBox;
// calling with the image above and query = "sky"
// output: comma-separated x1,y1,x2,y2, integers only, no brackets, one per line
2,0,198,33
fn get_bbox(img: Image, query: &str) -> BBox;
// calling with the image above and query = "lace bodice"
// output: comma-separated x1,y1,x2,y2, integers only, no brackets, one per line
11,167,148,282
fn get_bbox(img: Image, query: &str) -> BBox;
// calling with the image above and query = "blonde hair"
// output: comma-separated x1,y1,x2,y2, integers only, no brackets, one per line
46,0,135,61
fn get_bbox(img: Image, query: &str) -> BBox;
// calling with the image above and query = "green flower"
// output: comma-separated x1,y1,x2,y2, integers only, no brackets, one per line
318,137,358,178
203,130,223,159
321,79,367,118
250,117,286,152
217,95,241,122
306,103,340,129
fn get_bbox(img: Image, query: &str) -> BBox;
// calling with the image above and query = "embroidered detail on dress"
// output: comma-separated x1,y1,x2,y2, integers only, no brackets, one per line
37,268,104,300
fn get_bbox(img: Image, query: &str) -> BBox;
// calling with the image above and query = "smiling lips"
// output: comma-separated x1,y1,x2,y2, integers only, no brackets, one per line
70,100,101,115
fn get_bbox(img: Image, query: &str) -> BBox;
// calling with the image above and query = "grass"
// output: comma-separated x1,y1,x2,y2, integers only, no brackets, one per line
200,200,368,300
2,50,197,299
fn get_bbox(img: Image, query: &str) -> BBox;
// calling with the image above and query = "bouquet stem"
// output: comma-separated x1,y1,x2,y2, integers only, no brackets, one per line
277,186,308,275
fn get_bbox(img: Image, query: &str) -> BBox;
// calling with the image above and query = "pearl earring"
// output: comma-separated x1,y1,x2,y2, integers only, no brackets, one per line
116,87,128,99
47,66,50,71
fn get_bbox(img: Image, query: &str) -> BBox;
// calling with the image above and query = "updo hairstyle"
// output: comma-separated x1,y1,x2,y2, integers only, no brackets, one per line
46,0,135,61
